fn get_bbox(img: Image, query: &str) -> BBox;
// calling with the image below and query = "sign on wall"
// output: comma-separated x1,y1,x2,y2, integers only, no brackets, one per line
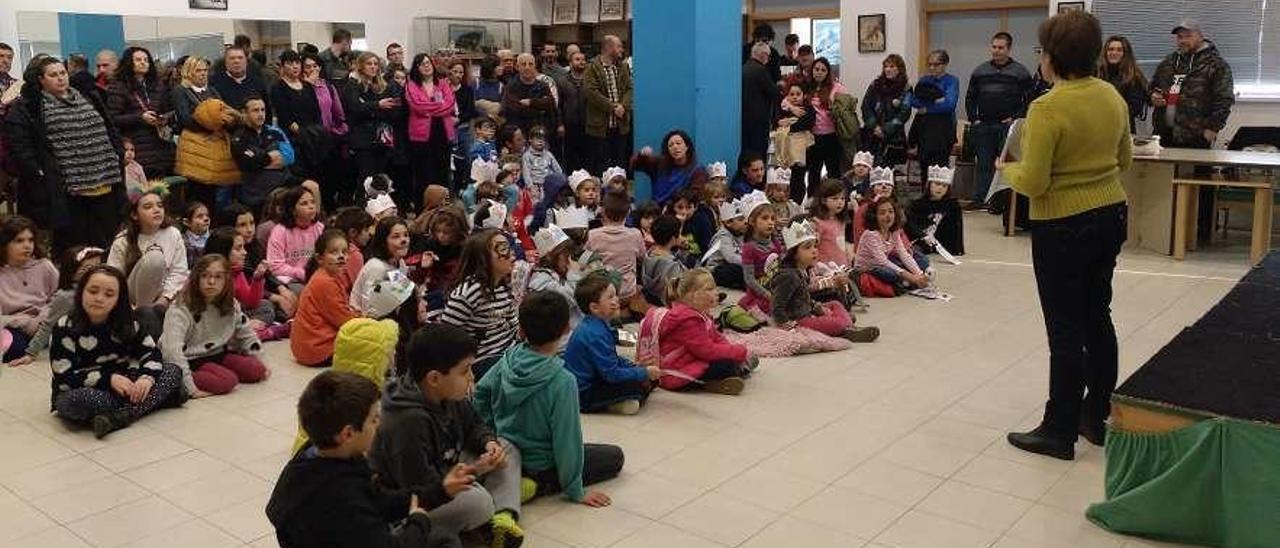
189,0,228,10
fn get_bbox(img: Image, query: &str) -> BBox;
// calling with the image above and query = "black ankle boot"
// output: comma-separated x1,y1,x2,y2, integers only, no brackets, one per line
92,409,133,439
1078,416,1106,447
1007,426,1074,460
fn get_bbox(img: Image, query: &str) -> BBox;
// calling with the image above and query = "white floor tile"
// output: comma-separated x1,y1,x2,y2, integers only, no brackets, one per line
660,492,779,547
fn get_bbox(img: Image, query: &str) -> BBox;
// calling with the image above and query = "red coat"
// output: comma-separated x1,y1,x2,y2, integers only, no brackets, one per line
651,302,748,390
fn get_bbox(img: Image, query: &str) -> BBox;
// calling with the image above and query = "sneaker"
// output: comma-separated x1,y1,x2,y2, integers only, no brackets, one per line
1007,426,1075,460
703,377,745,395
840,326,880,343
606,399,641,415
743,354,761,373
519,478,538,503
92,409,133,439
488,510,524,548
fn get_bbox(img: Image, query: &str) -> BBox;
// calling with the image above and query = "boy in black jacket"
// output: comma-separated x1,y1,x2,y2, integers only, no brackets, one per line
369,324,526,548
266,371,451,548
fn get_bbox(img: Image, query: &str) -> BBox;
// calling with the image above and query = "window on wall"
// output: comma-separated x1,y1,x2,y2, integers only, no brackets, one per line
1092,0,1280,98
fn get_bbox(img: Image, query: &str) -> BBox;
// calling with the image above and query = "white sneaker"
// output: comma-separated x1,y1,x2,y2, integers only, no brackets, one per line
607,400,641,415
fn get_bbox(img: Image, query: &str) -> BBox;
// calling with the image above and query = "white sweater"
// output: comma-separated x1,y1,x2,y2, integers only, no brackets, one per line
107,226,190,301
348,258,405,314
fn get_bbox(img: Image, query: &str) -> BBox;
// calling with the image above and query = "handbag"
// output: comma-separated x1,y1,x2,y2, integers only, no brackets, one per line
375,122,396,149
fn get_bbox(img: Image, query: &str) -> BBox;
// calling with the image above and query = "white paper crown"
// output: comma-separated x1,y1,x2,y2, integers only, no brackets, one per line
870,167,895,188
363,270,416,318
853,151,875,169
365,194,397,217
363,175,394,198
767,166,792,187
718,197,746,221
602,166,627,183
783,218,818,250
707,161,728,180
533,223,571,254
470,158,500,183
477,200,508,230
567,169,596,192
740,190,772,219
927,165,954,185
552,205,593,229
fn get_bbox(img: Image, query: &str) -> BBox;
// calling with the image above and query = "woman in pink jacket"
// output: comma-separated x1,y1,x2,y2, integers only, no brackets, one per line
642,269,755,395
404,53,457,203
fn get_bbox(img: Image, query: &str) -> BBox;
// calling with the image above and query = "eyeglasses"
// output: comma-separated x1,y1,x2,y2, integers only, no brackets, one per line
1033,46,1045,55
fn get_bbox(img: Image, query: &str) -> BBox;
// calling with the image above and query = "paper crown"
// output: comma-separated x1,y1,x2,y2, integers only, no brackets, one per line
740,190,772,219
365,194,397,217
927,165,954,185
602,166,627,183
707,161,728,180
853,151,875,169
767,166,792,187
783,218,818,250
718,197,746,221
476,200,508,230
533,223,571,254
470,158,500,183
552,205,594,229
363,175,393,198
568,169,598,192
870,167,895,188
363,270,416,318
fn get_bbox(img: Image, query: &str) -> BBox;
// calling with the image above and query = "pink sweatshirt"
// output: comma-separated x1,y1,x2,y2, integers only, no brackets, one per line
811,81,847,135
856,229,922,275
405,79,457,143
586,225,646,299
814,217,850,266
0,258,58,334
266,221,325,284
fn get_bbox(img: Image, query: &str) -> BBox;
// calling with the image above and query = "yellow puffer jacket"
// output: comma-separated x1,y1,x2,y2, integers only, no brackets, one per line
175,99,241,185
291,318,400,453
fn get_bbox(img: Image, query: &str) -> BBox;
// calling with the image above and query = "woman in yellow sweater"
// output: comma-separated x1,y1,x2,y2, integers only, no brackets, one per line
998,10,1131,461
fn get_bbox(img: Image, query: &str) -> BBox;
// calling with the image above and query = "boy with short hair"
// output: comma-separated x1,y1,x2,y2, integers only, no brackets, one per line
472,291,624,507
470,116,499,163
586,192,647,318
702,197,748,289
369,324,525,548
640,215,686,307
564,273,660,415
267,371,438,548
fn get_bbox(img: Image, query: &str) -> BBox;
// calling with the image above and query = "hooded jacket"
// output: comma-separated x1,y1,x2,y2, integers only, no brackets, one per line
472,343,586,501
1150,41,1234,147
653,302,748,390
369,375,497,509
265,446,434,548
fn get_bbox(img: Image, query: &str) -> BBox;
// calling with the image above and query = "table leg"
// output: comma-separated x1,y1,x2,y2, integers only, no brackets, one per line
1251,185,1273,265
1005,190,1017,237
1173,184,1189,260
1186,187,1201,252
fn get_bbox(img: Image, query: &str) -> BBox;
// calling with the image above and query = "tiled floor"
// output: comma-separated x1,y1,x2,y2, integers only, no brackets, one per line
0,214,1247,548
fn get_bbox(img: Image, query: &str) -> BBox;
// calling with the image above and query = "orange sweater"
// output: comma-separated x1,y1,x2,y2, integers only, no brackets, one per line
291,269,356,366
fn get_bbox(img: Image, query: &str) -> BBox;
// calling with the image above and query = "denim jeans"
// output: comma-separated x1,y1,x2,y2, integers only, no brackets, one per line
1030,203,1127,438
970,121,1010,203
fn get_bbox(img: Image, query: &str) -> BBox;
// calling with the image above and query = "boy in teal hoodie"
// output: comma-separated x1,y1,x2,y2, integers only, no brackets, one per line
472,291,624,507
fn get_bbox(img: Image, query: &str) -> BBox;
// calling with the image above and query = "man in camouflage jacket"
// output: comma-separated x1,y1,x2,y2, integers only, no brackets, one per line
1149,20,1234,148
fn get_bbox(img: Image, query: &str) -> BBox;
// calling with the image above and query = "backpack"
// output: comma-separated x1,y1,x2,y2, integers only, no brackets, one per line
635,305,670,368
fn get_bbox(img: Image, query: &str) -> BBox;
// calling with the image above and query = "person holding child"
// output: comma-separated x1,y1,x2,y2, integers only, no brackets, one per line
565,272,660,415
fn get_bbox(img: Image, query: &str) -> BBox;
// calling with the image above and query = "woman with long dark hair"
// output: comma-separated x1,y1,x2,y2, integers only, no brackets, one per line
803,57,847,196
631,129,708,206
1098,35,1148,133
999,11,1131,460
861,54,913,168
449,59,479,195
106,46,174,177
405,53,457,205
302,52,349,211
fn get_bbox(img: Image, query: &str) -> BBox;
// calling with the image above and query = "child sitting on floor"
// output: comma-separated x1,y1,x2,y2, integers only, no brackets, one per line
857,198,931,294
350,216,410,314
472,291,623,507
219,203,297,320
702,196,748,290
907,165,965,258
844,151,875,198
587,192,648,319
331,207,376,287
0,215,58,365
601,166,628,195
852,167,897,244
771,220,879,343
202,228,289,342
522,125,563,206
564,272,660,415
640,215,686,307
765,166,803,228
8,245,104,367
182,201,211,268
738,191,782,320
267,186,325,288
527,224,582,330
266,371,442,548
291,230,358,367
370,323,525,547
160,254,268,397
439,228,520,378
666,187,713,266
645,268,754,395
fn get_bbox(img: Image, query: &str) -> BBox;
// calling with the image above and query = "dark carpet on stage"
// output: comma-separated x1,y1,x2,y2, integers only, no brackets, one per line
1116,252,1280,424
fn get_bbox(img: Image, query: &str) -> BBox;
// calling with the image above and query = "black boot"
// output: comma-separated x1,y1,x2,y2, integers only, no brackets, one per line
92,409,133,439
1007,426,1074,460
1078,416,1106,447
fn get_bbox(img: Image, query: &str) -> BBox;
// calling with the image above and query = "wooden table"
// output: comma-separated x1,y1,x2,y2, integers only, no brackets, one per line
1122,148,1280,265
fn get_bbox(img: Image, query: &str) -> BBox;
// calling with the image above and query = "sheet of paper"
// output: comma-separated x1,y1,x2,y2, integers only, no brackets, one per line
985,118,1025,203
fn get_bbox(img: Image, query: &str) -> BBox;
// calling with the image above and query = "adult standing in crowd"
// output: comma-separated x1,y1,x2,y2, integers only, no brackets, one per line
804,57,847,195
448,59,478,192
1098,36,1147,133
342,52,403,202
861,53,913,168
633,129,707,205
966,31,1032,209
999,11,1131,460
540,43,567,78
210,45,271,116
783,45,815,90
169,55,221,131
302,52,348,210
4,56,124,253
742,23,783,84
503,53,557,136
385,43,405,71
473,57,504,120
1150,19,1234,241
94,49,118,94
497,49,517,84
781,34,801,67
106,46,174,178
0,43,15,112
271,50,322,139
65,54,96,100
584,35,633,174
741,42,777,161
405,53,456,203
557,50,589,174
910,49,960,176
320,29,353,85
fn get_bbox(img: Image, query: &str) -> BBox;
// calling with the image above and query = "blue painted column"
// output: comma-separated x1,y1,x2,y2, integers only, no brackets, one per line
632,0,741,203
58,13,125,60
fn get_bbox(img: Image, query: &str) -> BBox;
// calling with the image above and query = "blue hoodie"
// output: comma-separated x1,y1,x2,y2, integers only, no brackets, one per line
472,343,587,501
564,315,647,394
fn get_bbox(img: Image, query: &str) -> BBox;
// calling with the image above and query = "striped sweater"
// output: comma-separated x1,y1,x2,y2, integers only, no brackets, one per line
440,278,518,361
41,89,122,195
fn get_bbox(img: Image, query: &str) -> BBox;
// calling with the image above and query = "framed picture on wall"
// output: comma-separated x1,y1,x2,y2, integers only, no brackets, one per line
553,0,580,25
599,0,626,21
858,14,886,53
189,0,228,10
1058,2,1087,13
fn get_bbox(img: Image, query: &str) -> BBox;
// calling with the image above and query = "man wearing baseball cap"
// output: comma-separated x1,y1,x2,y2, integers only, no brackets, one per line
1149,18,1235,239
